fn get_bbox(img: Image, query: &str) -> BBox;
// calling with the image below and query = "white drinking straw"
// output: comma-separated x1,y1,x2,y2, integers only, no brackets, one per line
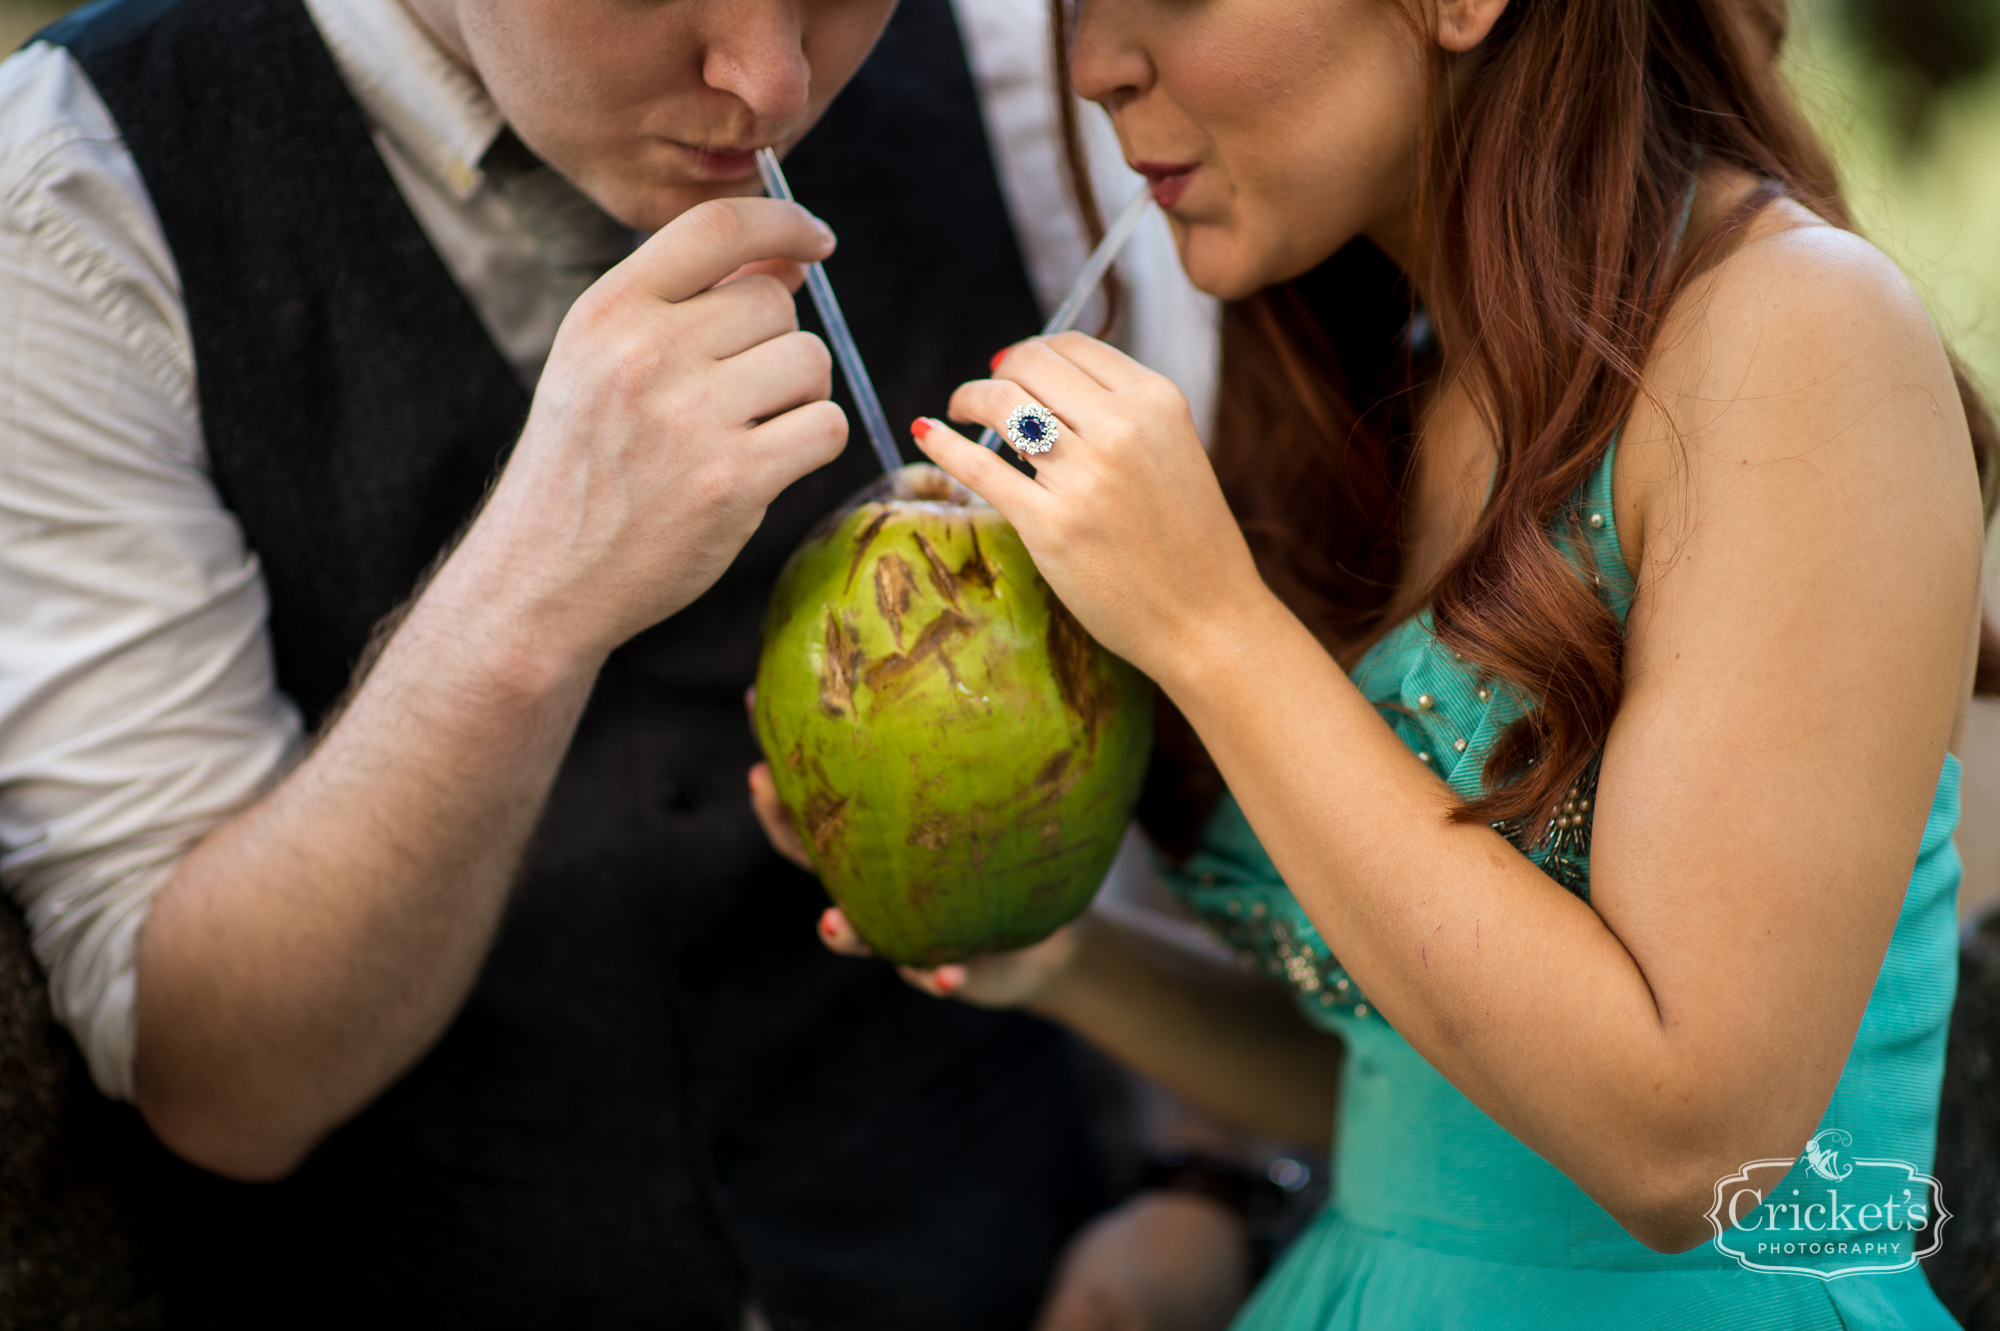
980,184,1155,453
756,148,903,474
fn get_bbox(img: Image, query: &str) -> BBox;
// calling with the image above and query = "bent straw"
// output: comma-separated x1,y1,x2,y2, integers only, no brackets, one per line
756,148,902,474
980,184,1155,453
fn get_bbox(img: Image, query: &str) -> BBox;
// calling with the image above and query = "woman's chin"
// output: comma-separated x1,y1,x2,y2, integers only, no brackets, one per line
1169,225,1271,303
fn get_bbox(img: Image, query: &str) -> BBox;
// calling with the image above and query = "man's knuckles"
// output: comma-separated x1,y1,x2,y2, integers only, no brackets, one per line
674,196,755,258
765,331,834,397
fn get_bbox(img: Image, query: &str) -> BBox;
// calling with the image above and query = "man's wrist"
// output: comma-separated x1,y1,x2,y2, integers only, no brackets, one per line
411,517,615,704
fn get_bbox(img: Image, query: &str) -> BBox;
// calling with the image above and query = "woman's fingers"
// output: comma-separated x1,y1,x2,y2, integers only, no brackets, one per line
816,906,876,957
909,417,1048,518
1030,331,1155,391
897,963,970,997
747,762,814,871
944,379,1071,456
988,339,1120,433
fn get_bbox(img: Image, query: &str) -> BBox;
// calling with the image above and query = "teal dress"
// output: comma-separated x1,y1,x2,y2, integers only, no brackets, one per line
1158,442,1964,1328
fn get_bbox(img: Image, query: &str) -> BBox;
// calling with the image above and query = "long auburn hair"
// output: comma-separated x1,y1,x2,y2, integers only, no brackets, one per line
1054,0,2000,847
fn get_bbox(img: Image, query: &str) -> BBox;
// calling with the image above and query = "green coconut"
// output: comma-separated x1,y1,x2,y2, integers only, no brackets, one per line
754,464,1153,966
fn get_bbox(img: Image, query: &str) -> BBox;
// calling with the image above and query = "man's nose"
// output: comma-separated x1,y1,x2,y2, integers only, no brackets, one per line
701,3,813,121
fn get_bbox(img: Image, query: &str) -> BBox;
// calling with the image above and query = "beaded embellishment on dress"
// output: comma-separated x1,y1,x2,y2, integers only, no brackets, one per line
1491,754,1601,903
1192,889,1372,1017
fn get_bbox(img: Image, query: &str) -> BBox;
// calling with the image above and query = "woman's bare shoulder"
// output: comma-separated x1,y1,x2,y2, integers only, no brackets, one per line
1620,181,1976,548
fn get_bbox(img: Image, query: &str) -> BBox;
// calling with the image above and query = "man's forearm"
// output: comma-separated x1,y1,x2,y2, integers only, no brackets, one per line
132,539,600,1182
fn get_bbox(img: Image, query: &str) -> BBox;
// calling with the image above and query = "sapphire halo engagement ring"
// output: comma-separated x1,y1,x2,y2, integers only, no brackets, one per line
1003,403,1060,456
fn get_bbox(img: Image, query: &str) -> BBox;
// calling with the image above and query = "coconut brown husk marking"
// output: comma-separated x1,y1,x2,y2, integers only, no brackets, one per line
1042,588,1113,746
907,813,952,853
819,610,862,717
841,507,894,596
957,524,1000,593
873,551,920,649
862,608,975,710
911,532,962,607
801,790,849,861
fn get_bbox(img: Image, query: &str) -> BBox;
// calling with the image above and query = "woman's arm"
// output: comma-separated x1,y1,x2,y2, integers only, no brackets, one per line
1038,906,1342,1149
749,766,1341,1146
913,220,1982,1251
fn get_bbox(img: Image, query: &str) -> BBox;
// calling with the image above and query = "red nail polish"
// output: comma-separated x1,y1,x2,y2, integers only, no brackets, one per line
989,348,1008,373
818,912,836,938
934,970,959,993
910,417,932,441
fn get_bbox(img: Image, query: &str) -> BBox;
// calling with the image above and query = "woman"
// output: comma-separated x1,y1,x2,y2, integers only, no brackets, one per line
752,0,1995,1323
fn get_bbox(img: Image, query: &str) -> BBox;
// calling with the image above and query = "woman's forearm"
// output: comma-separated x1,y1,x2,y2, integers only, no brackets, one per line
1032,907,1342,1149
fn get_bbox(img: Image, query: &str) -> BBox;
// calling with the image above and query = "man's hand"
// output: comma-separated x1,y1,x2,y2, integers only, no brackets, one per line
463,195,848,668
1034,1192,1251,1331
133,197,848,1180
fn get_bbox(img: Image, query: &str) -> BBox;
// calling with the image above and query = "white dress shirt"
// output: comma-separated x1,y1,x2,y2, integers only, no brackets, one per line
0,0,1218,1102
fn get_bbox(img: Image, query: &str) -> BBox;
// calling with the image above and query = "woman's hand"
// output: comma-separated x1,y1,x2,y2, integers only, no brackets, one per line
812,904,1081,1009
908,334,1271,686
747,759,812,871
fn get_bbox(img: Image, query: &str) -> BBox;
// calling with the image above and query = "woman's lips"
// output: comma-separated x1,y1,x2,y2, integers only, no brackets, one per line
1132,160,1197,209
675,142,760,180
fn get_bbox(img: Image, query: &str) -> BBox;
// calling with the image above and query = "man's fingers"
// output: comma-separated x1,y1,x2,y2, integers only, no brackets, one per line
718,257,811,294
637,197,834,304
678,272,801,360
715,330,835,426
739,396,848,489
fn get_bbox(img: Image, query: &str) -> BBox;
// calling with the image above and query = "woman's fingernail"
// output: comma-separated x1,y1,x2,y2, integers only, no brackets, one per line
910,417,933,441
934,966,965,993
818,910,838,939
812,217,835,247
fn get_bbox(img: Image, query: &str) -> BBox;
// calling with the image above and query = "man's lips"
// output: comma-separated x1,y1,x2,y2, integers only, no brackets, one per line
673,142,762,179
1132,160,1196,209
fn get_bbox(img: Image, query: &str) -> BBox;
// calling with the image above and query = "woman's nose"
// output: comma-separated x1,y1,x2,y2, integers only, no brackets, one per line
1067,2,1154,110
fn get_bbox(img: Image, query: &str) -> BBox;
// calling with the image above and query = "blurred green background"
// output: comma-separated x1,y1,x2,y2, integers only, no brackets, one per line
1786,0,2000,414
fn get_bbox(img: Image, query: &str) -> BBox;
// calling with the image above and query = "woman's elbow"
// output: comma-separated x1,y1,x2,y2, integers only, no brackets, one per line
1599,1150,1747,1254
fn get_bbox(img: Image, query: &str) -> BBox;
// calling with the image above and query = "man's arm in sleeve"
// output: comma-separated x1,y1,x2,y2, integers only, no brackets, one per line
0,46,847,1182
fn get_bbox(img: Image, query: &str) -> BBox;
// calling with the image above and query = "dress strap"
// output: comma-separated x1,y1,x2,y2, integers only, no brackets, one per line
1576,438,1636,625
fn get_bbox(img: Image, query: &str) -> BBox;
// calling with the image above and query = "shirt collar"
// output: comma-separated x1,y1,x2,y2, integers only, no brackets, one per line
302,0,503,202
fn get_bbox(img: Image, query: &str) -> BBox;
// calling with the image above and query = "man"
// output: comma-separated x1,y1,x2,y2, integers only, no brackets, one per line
0,0,1220,1324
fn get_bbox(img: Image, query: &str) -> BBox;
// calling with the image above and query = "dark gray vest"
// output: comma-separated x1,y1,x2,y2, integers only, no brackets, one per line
43,0,1104,1325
